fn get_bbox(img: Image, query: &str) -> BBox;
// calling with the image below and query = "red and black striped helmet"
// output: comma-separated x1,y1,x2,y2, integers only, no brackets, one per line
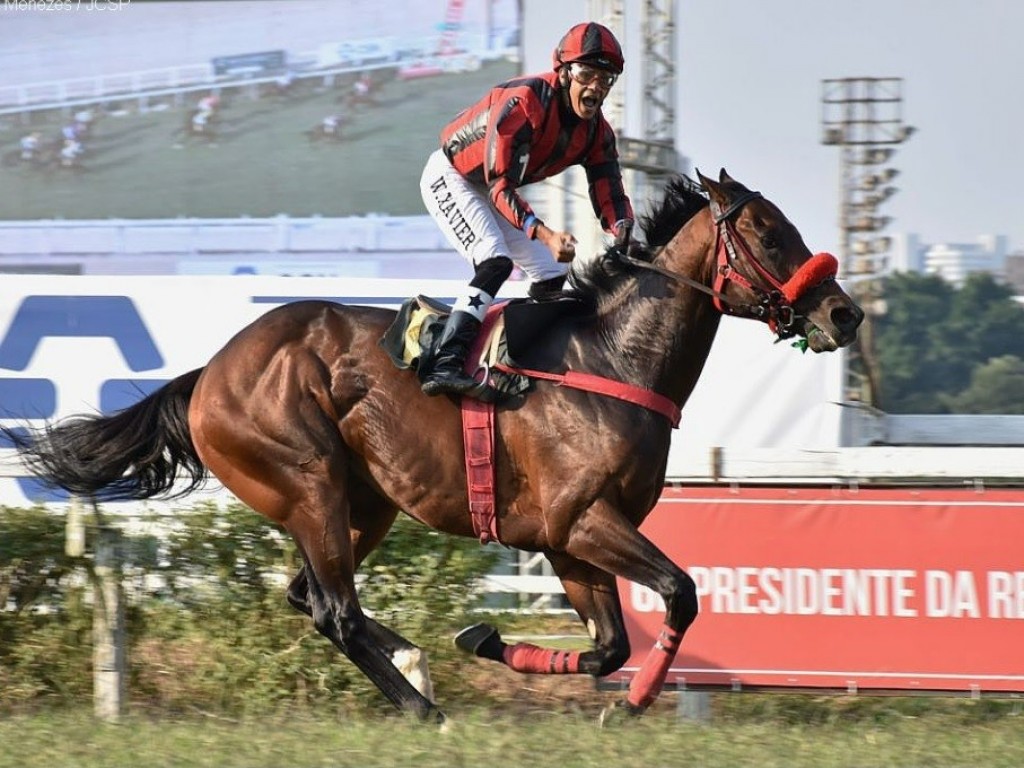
552,22,624,74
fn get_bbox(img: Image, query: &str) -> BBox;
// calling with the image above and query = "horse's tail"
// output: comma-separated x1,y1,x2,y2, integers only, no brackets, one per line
7,367,207,501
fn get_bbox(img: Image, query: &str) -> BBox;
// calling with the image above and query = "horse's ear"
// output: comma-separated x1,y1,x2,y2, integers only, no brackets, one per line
696,167,719,195
696,167,727,207
719,168,737,185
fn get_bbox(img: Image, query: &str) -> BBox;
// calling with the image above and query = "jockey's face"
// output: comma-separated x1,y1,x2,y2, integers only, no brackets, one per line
563,62,617,120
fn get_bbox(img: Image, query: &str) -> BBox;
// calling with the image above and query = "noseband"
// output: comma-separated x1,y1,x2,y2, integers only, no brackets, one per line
619,192,839,340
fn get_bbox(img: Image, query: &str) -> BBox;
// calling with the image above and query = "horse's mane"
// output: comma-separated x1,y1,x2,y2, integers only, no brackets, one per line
565,175,709,304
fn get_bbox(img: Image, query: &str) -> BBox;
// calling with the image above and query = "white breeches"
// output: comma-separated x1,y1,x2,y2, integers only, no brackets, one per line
419,149,567,283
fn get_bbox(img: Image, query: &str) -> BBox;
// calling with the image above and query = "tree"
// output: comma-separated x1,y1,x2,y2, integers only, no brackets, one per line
870,271,1024,413
943,355,1024,414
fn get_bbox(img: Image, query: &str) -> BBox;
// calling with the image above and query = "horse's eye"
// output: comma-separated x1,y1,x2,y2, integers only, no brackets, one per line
761,233,780,250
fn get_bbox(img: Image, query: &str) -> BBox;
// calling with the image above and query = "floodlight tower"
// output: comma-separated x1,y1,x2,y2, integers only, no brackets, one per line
590,0,685,198
821,77,914,405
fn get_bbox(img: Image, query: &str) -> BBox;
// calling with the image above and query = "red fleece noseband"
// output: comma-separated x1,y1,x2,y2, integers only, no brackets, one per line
781,252,838,303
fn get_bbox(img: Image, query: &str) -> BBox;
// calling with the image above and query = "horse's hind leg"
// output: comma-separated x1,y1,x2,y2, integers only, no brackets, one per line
196,428,440,720
287,563,435,701
191,347,442,721
289,516,442,723
302,484,434,701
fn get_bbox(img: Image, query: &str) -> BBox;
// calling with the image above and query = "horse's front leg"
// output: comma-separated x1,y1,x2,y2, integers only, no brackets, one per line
563,499,698,715
454,553,630,678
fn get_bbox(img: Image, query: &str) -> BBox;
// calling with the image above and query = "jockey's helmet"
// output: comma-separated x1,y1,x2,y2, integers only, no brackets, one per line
552,22,624,74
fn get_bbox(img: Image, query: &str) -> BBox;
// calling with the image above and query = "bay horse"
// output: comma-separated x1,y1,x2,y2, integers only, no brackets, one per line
7,170,863,725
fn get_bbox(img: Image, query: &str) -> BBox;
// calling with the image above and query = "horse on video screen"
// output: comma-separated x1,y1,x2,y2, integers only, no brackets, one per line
6,170,863,725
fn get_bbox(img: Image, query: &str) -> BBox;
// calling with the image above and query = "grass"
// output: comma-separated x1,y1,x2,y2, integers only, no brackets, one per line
0,61,516,221
1,608,1022,766
0,703,1022,768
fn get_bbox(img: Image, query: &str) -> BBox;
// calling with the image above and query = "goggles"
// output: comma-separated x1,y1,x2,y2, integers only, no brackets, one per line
567,62,618,89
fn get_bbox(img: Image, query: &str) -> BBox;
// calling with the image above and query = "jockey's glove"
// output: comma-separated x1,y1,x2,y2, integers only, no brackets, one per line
613,218,634,249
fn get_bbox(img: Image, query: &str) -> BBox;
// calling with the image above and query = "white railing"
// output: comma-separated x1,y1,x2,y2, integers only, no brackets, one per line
0,59,398,117
3,443,1021,616
665,444,1024,485
0,63,216,112
0,35,504,117
0,215,451,256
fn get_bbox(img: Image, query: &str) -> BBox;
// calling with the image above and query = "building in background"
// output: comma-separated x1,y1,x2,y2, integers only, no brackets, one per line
889,233,1014,289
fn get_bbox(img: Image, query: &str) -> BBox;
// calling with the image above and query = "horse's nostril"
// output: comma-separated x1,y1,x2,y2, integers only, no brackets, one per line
832,305,864,333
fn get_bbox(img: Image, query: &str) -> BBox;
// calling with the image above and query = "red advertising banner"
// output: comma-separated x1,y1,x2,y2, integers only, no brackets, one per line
611,486,1024,693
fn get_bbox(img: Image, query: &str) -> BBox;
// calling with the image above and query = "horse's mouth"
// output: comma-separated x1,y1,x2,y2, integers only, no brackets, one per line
804,325,840,353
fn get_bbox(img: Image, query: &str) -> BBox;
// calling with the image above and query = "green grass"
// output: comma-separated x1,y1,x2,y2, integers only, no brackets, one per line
0,705,1022,768
0,62,516,220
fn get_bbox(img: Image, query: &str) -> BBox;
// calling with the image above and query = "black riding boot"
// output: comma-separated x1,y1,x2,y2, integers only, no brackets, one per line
421,311,486,398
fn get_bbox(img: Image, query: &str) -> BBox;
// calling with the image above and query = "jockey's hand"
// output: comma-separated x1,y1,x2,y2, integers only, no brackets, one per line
539,227,578,263
613,218,635,258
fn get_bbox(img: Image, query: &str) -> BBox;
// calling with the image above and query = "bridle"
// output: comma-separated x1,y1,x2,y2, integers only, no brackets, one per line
618,191,839,340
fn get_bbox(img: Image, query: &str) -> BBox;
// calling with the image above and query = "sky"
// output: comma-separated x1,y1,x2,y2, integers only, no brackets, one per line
673,0,1024,258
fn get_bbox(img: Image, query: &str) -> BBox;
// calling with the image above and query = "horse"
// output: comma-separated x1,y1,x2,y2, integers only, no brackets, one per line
6,169,863,725
172,109,219,147
304,114,348,144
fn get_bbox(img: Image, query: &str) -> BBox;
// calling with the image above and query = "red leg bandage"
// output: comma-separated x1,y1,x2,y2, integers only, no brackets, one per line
626,625,682,710
502,643,581,674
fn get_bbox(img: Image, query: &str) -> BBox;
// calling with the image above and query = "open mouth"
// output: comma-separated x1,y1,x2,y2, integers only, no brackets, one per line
805,326,839,353
580,94,601,111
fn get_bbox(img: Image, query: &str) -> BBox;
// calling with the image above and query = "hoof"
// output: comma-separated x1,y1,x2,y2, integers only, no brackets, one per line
454,622,503,659
598,700,645,728
437,712,454,735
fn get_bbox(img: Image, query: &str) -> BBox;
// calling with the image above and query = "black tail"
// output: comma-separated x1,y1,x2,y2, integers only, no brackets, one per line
5,368,207,501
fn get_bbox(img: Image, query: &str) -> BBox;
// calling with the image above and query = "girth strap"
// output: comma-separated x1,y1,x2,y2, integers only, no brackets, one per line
494,363,681,428
462,396,499,544
461,305,505,544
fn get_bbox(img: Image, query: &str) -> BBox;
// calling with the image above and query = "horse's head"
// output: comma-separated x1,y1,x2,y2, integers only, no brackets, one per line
696,168,864,352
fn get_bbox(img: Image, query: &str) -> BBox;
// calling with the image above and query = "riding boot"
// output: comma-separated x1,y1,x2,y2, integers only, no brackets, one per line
420,311,487,398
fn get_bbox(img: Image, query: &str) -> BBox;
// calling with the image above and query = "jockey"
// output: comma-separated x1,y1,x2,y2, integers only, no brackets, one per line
74,108,94,136
322,114,341,133
353,72,372,98
20,132,39,161
60,139,82,167
197,93,220,114
192,110,209,131
417,21,634,399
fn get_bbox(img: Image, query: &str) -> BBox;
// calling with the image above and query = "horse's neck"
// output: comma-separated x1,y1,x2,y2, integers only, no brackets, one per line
580,220,721,407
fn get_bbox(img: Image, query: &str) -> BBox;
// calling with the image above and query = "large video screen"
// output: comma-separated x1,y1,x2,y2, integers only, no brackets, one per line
0,0,520,220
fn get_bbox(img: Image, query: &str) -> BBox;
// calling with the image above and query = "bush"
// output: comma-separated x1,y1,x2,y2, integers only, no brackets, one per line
0,503,500,715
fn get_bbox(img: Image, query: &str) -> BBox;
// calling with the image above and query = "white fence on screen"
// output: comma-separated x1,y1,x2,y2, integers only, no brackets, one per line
0,215,450,257
0,35,501,117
